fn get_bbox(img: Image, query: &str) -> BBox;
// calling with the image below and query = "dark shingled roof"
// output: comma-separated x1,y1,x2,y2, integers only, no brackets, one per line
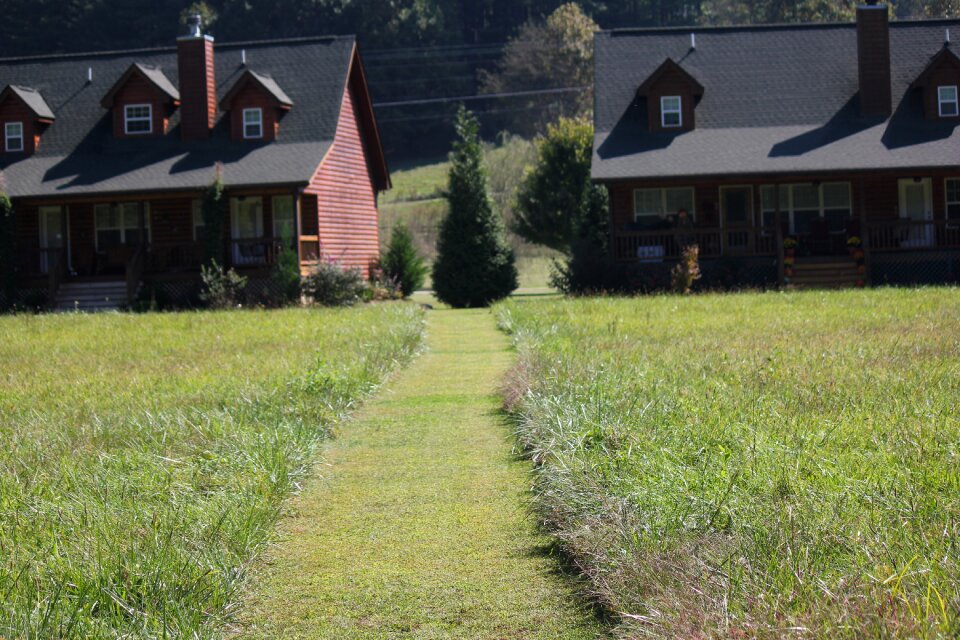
0,36,356,198
593,19,960,181
2,85,56,120
246,70,293,107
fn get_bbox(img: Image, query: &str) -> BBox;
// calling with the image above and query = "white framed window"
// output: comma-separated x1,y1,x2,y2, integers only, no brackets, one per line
124,104,153,134
660,96,682,128
243,108,263,139
938,86,959,117
633,187,694,228
192,199,205,241
272,195,295,244
94,203,150,249
946,178,960,222
759,183,852,235
5,122,23,152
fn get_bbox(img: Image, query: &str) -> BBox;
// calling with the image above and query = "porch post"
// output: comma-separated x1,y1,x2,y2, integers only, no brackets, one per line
294,188,304,271
775,183,785,288
138,201,146,247
859,177,871,285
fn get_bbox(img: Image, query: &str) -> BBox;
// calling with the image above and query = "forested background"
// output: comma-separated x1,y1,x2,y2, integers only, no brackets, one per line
1,0,957,158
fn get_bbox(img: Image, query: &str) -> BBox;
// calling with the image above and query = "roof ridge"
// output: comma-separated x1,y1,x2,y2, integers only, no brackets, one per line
604,16,960,37
0,34,354,64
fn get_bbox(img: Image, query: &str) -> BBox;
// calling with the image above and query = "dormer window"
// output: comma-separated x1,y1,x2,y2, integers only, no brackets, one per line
637,59,702,133
938,85,958,117
243,108,263,139
661,96,682,128
221,69,292,141
124,104,153,134
5,122,23,152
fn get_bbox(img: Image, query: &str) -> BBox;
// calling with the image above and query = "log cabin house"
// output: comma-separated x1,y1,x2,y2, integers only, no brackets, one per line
593,2,960,289
0,16,389,309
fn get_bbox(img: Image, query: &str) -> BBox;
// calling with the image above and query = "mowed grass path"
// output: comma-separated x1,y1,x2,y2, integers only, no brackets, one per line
238,309,602,639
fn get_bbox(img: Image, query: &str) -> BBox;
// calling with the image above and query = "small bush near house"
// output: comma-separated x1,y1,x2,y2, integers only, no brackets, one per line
302,259,367,307
670,244,702,294
366,266,404,302
199,260,248,309
272,247,303,305
381,222,427,297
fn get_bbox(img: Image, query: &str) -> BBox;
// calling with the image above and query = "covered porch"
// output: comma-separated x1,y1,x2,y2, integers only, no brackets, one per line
14,188,324,305
609,172,960,287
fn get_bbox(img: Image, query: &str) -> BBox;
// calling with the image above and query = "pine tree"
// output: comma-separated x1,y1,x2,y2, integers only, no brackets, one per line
382,222,427,297
432,107,517,308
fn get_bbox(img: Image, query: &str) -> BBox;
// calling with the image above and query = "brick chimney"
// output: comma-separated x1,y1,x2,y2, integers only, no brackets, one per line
177,15,216,139
857,1,892,117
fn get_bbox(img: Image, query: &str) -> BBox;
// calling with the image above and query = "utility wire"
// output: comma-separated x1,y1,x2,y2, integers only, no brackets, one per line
374,86,588,108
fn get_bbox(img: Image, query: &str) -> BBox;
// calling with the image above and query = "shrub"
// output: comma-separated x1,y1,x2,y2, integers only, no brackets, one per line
433,107,517,308
381,223,427,297
199,260,248,309
302,259,367,307
671,244,702,294
272,247,302,305
549,237,615,295
366,266,404,302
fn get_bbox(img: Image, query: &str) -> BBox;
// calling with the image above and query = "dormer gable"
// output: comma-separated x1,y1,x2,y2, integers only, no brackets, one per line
637,58,703,133
101,63,180,137
0,85,55,155
219,69,293,141
910,46,960,121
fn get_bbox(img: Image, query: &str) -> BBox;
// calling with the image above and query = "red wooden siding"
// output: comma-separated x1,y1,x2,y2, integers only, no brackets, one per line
307,68,380,277
110,74,171,138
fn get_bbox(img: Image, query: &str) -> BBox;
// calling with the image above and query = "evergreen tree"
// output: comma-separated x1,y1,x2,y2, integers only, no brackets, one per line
382,222,428,297
433,107,517,308
514,116,607,254
202,164,227,266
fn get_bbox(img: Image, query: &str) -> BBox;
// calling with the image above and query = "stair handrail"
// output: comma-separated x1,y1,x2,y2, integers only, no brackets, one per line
126,245,146,303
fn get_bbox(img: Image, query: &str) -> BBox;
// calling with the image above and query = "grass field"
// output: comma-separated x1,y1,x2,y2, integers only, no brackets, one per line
381,138,560,290
0,306,423,638
498,289,960,638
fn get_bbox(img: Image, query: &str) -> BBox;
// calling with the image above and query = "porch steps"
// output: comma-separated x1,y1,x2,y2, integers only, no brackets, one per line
54,280,129,312
787,259,863,290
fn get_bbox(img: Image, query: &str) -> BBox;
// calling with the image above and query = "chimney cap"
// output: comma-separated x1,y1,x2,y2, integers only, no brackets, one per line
186,14,203,37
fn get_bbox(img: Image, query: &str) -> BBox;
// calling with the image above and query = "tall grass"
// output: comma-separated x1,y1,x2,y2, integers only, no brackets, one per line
498,289,960,638
0,306,424,638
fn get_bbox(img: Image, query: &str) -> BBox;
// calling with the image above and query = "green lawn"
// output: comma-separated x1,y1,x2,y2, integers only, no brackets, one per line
0,306,423,638
497,289,960,638
237,309,602,638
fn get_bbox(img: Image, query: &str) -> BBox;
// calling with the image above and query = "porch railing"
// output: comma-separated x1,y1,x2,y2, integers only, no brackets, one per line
230,237,283,268
614,227,778,262
867,220,960,252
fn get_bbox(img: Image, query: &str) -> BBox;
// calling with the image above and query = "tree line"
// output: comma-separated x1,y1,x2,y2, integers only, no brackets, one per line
1,0,954,59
